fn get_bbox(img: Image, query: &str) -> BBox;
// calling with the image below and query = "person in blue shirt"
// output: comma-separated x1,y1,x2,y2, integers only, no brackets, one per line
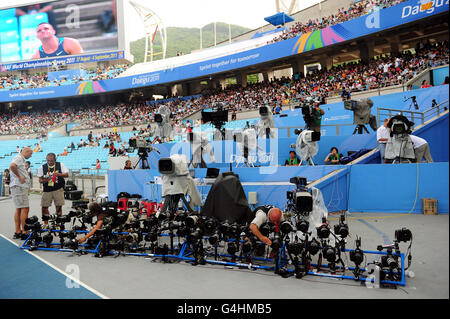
31,23,83,59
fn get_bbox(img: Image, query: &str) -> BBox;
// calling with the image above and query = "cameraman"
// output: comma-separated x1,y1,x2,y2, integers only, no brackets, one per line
309,101,324,133
249,206,283,246
410,135,433,163
377,118,390,164
77,202,105,244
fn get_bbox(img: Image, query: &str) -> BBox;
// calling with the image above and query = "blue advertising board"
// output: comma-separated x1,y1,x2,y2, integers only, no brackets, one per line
0,0,447,102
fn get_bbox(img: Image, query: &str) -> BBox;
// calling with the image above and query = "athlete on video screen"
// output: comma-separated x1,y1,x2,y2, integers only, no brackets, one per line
31,22,84,59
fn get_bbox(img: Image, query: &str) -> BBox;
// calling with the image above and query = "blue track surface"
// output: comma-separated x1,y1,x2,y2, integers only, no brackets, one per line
0,236,101,299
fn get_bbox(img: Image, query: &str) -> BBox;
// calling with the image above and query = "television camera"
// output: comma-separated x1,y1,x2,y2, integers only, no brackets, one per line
292,129,321,166
343,98,377,135
384,114,415,163
128,136,160,169
201,102,229,140
257,105,276,138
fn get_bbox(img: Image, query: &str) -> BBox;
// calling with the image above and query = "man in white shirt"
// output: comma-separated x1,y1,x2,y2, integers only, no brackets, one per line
249,206,284,246
37,153,69,226
9,147,33,239
377,118,390,164
410,135,433,163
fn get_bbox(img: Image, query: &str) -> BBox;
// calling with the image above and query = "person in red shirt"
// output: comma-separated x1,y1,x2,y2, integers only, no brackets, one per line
421,80,432,88
95,159,101,170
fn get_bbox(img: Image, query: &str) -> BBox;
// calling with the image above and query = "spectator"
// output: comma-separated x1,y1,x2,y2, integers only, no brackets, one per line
377,118,390,164
124,160,133,170
285,151,300,166
324,147,341,165
2,169,11,196
25,161,32,189
410,135,433,163
109,143,117,156
96,159,101,170
421,79,432,88
58,148,68,156
9,147,33,240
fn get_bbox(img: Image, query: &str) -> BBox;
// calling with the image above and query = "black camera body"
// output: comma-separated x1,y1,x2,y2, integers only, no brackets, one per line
395,228,412,242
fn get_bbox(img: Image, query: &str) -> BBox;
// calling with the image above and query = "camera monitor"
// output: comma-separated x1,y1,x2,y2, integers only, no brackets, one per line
295,192,313,213
259,106,269,116
128,138,137,149
154,114,163,123
201,110,228,124
206,168,220,178
158,158,174,175
392,123,407,135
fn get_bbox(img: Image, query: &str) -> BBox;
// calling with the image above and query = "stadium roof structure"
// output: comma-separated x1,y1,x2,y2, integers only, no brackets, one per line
264,12,294,26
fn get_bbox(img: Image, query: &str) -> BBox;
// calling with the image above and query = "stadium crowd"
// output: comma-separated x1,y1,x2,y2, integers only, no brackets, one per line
0,41,448,136
268,0,407,44
0,64,129,91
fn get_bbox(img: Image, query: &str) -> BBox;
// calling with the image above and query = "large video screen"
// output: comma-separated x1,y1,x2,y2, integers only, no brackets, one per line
0,0,118,63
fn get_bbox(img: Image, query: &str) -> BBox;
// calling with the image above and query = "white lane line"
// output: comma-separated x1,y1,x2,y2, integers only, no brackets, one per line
0,233,109,299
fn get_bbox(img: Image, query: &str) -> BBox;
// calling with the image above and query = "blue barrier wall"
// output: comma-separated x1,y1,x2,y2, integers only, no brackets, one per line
348,163,449,214
108,162,449,215
414,113,449,162
433,66,449,85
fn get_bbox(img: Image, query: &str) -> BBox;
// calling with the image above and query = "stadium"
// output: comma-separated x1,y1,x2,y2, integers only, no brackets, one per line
0,0,448,305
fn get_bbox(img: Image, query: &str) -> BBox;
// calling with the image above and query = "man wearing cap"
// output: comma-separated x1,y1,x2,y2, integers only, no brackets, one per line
249,205,284,246
9,147,33,239
37,153,69,227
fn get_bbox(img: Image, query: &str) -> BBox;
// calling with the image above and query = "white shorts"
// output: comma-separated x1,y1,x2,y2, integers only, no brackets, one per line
10,186,29,209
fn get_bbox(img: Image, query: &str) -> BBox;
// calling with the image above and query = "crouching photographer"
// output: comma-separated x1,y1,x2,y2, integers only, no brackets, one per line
77,202,106,244
249,206,283,246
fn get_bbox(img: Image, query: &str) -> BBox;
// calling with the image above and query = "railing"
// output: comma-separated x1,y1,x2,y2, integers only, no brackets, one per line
377,99,449,127
277,123,358,137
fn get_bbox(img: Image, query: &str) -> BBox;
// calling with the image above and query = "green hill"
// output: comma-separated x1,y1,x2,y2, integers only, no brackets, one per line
130,22,251,64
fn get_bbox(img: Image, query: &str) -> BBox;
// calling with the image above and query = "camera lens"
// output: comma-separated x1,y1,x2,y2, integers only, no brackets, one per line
241,241,253,254
280,221,294,234
308,239,320,255
208,232,220,245
323,246,336,263
288,242,304,255
25,216,38,224
227,241,238,255
296,219,309,233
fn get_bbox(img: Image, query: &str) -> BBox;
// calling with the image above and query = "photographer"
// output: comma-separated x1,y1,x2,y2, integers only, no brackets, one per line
37,153,68,227
309,101,324,133
77,202,106,244
249,206,283,246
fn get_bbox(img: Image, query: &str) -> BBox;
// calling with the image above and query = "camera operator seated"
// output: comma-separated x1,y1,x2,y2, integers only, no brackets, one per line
249,206,283,246
410,135,433,163
285,151,300,166
324,147,341,165
77,202,106,244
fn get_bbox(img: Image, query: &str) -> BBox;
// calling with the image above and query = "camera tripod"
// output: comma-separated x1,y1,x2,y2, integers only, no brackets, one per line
405,96,419,110
352,124,370,135
299,157,315,166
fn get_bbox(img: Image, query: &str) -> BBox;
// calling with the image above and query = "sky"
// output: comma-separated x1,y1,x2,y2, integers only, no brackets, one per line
1,0,322,41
